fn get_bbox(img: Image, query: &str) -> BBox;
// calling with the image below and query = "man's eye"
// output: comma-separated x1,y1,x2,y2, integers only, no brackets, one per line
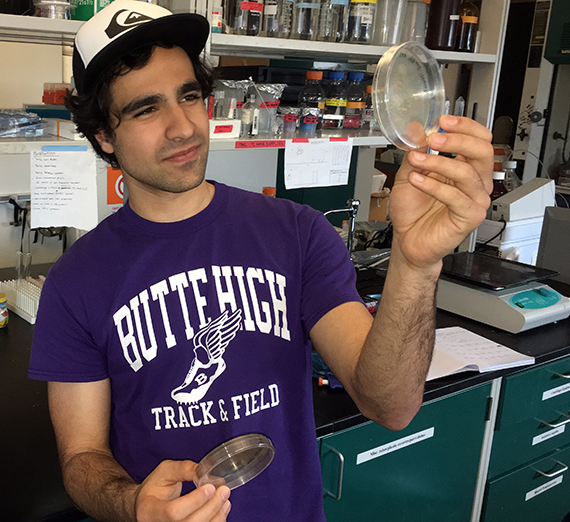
182,92,201,102
134,107,155,118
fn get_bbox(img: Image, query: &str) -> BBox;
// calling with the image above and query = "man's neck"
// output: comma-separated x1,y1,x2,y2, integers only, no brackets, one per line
126,179,215,223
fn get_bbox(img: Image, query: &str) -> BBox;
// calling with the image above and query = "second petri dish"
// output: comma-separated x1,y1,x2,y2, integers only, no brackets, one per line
193,433,275,490
372,41,446,151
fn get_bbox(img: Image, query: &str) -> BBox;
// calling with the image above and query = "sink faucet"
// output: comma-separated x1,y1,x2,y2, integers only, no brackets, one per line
324,199,360,255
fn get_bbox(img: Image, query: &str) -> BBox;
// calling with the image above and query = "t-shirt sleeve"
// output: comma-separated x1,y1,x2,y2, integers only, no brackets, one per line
28,269,109,382
300,212,363,336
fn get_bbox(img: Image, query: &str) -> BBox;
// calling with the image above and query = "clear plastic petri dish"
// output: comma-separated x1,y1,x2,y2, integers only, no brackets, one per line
193,433,275,490
372,41,446,151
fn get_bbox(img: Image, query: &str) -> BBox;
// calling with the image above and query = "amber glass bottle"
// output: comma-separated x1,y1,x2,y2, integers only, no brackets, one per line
456,1,479,52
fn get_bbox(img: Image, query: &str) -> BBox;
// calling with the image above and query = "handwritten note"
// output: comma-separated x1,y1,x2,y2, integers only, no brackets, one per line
30,150,98,231
284,138,353,190
426,326,535,381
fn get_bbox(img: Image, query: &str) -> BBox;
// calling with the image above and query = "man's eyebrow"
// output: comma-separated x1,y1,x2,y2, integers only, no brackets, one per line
179,80,203,97
120,94,164,116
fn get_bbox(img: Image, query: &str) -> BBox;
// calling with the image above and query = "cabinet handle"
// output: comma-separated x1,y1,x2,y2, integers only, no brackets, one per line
323,446,345,501
536,412,570,429
553,371,570,379
534,460,568,478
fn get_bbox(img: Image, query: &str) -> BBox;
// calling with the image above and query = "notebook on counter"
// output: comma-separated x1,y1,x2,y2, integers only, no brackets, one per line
426,326,535,381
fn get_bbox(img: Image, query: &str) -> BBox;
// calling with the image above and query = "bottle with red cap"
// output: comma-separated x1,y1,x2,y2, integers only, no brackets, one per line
298,70,326,129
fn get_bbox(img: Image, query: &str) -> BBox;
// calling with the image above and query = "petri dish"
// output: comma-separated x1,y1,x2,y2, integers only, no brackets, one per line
372,41,446,151
193,433,275,490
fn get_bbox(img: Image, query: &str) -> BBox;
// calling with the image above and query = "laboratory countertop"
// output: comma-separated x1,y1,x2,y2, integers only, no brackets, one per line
2,265,570,521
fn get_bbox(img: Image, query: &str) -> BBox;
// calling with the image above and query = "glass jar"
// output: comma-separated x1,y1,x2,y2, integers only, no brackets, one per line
346,0,377,44
323,71,346,128
298,70,326,129
318,0,349,42
343,71,365,128
291,0,320,40
456,1,479,52
235,0,264,36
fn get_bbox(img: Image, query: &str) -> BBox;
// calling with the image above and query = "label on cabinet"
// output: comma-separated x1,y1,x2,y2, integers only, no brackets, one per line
532,425,565,446
542,382,570,401
356,427,434,465
525,475,563,501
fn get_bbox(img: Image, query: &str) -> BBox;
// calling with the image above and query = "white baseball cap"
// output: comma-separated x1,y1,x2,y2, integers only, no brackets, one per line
73,0,209,95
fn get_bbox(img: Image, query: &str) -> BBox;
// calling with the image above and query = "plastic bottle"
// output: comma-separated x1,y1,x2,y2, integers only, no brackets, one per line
490,171,508,201
424,0,461,51
502,161,523,192
0,292,8,328
278,0,294,37
346,0,377,44
241,94,260,137
291,0,320,40
456,0,479,52
343,72,365,129
235,0,264,36
263,0,280,36
362,84,377,131
212,0,223,33
298,70,326,129
317,0,349,42
323,71,346,129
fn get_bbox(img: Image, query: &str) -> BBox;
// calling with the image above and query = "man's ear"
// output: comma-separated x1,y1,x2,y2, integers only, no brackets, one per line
95,130,115,154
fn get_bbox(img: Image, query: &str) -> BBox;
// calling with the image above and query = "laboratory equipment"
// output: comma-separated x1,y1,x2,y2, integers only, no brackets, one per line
278,0,294,37
343,72,365,128
436,252,570,333
375,0,407,46
490,171,508,201
424,0,461,51
263,0,280,36
211,0,223,32
323,71,346,129
502,160,522,192
317,0,348,42
241,94,260,137
193,434,275,490
490,178,555,222
346,0,376,43
401,0,428,44
291,0,320,40
235,0,263,35
371,40,446,150
456,1,479,52
298,70,326,129
536,206,570,286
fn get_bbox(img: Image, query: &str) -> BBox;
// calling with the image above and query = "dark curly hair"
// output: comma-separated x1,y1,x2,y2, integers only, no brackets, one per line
65,42,214,168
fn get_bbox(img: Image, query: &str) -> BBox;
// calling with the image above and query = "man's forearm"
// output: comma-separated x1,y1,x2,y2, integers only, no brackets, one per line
61,450,139,522
352,242,441,430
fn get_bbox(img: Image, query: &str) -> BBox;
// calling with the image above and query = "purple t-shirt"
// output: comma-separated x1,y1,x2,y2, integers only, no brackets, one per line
29,181,361,521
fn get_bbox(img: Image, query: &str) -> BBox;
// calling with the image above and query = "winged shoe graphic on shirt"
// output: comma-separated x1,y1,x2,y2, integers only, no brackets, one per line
171,309,242,404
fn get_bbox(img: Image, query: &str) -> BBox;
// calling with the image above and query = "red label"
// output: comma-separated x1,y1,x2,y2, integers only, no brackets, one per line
292,138,310,143
284,114,298,122
329,137,349,141
237,101,244,109
235,140,286,148
213,125,233,134
240,1,264,11
301,116,318,124
259,100,280,109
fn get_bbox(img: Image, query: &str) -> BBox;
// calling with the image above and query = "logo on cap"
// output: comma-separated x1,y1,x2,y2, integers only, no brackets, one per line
105,9,155,39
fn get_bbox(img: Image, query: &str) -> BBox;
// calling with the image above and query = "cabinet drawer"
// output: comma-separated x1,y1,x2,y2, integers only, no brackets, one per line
483,444,570,522
320,383,491,522
489,414,570,477
498,357,570,430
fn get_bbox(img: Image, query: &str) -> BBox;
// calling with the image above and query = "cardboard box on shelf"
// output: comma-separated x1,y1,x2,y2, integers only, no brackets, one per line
369,192,389,221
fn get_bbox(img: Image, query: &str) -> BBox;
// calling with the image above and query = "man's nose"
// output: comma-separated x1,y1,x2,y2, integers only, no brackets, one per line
164,104,195,141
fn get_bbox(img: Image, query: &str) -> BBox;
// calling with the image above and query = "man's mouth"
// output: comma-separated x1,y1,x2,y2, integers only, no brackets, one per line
163,144,200,164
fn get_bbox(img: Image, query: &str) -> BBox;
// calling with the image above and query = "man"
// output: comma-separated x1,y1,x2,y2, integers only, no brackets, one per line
28,1,494,521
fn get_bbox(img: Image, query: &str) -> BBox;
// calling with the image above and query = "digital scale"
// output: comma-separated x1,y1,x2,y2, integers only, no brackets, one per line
436,252,570,333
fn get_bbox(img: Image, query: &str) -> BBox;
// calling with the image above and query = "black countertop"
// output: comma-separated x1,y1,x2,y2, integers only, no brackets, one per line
2,265,570,521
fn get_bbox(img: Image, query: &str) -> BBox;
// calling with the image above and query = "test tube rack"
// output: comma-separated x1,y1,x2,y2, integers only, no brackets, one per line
0,279,42,324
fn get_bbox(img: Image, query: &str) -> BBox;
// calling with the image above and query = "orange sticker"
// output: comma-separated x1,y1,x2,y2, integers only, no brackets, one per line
107,167,124,205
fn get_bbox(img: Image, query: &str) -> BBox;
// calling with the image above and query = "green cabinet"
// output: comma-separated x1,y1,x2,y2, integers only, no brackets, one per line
319,382,492,522
483,357,570,521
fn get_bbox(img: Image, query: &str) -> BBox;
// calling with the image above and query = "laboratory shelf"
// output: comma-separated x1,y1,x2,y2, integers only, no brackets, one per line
0,13,81,45
0,14,496,65
210,33,497,65
0,135,77,154
209,129,390,151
